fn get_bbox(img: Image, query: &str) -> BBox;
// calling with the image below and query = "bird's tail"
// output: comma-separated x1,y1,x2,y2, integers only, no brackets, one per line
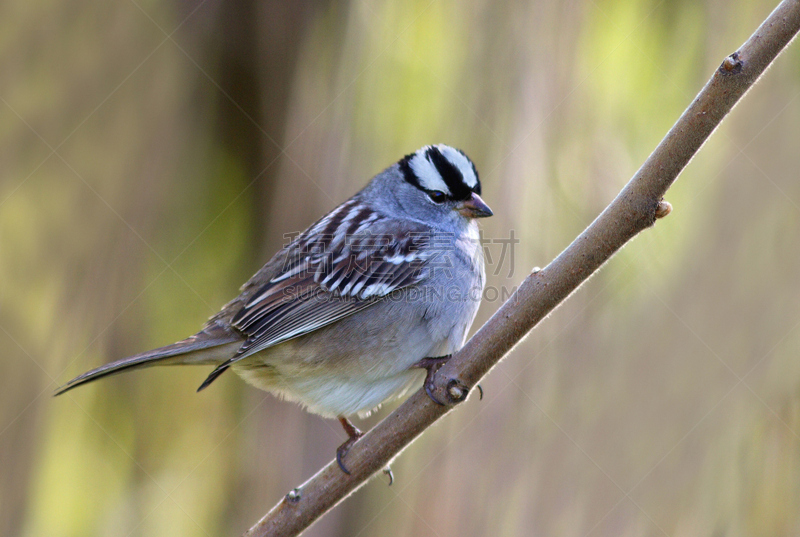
54,328,242,396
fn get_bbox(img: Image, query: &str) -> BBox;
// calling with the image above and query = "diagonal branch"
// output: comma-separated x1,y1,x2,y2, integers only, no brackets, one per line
246,2,800,535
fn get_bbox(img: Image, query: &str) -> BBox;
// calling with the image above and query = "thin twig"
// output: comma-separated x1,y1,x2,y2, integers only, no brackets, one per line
245,2,800,535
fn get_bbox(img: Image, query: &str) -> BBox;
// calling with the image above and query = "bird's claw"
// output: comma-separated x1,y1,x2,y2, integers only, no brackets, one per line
383,466,394,486
336,417,364,475
413,356,452,405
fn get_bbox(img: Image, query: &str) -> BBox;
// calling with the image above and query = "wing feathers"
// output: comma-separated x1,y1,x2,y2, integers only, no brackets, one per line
198,204,434,390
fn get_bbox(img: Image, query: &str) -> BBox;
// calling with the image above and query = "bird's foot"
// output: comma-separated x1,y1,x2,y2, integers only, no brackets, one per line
336,416,363,475
413,355,479,406
413,355,453,405
413,355,451,405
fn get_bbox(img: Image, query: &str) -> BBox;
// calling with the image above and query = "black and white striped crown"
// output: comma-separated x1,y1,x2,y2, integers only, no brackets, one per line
398,144,480,201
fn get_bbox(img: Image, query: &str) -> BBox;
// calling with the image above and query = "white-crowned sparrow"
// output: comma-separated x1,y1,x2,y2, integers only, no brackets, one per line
56,144,492,472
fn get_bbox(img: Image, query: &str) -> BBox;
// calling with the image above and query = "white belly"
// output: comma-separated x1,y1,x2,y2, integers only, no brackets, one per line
234,363,426,418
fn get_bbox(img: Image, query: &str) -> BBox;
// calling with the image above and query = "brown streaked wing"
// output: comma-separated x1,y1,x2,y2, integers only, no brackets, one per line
196,216,432,391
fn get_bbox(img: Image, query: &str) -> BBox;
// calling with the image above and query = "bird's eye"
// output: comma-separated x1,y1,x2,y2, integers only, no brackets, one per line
427,191,446,203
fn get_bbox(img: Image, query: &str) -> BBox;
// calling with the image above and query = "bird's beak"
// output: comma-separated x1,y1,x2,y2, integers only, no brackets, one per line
457,192,493,218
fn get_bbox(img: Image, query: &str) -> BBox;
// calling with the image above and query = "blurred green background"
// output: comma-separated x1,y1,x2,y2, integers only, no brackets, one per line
2,1,800,535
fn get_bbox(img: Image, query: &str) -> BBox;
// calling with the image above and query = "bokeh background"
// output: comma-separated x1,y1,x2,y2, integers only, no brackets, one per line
3,0,800,535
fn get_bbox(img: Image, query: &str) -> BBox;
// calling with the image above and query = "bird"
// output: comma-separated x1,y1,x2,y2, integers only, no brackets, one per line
55,144,493,473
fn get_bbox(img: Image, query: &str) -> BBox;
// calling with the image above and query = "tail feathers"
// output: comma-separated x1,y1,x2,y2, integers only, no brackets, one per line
54,332,242,396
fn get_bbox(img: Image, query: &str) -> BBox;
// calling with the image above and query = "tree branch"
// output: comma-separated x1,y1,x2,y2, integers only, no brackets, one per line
245,2,800,535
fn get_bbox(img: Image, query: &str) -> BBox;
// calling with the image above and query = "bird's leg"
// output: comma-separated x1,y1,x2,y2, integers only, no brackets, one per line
336,416,364,475
412,355,453,406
